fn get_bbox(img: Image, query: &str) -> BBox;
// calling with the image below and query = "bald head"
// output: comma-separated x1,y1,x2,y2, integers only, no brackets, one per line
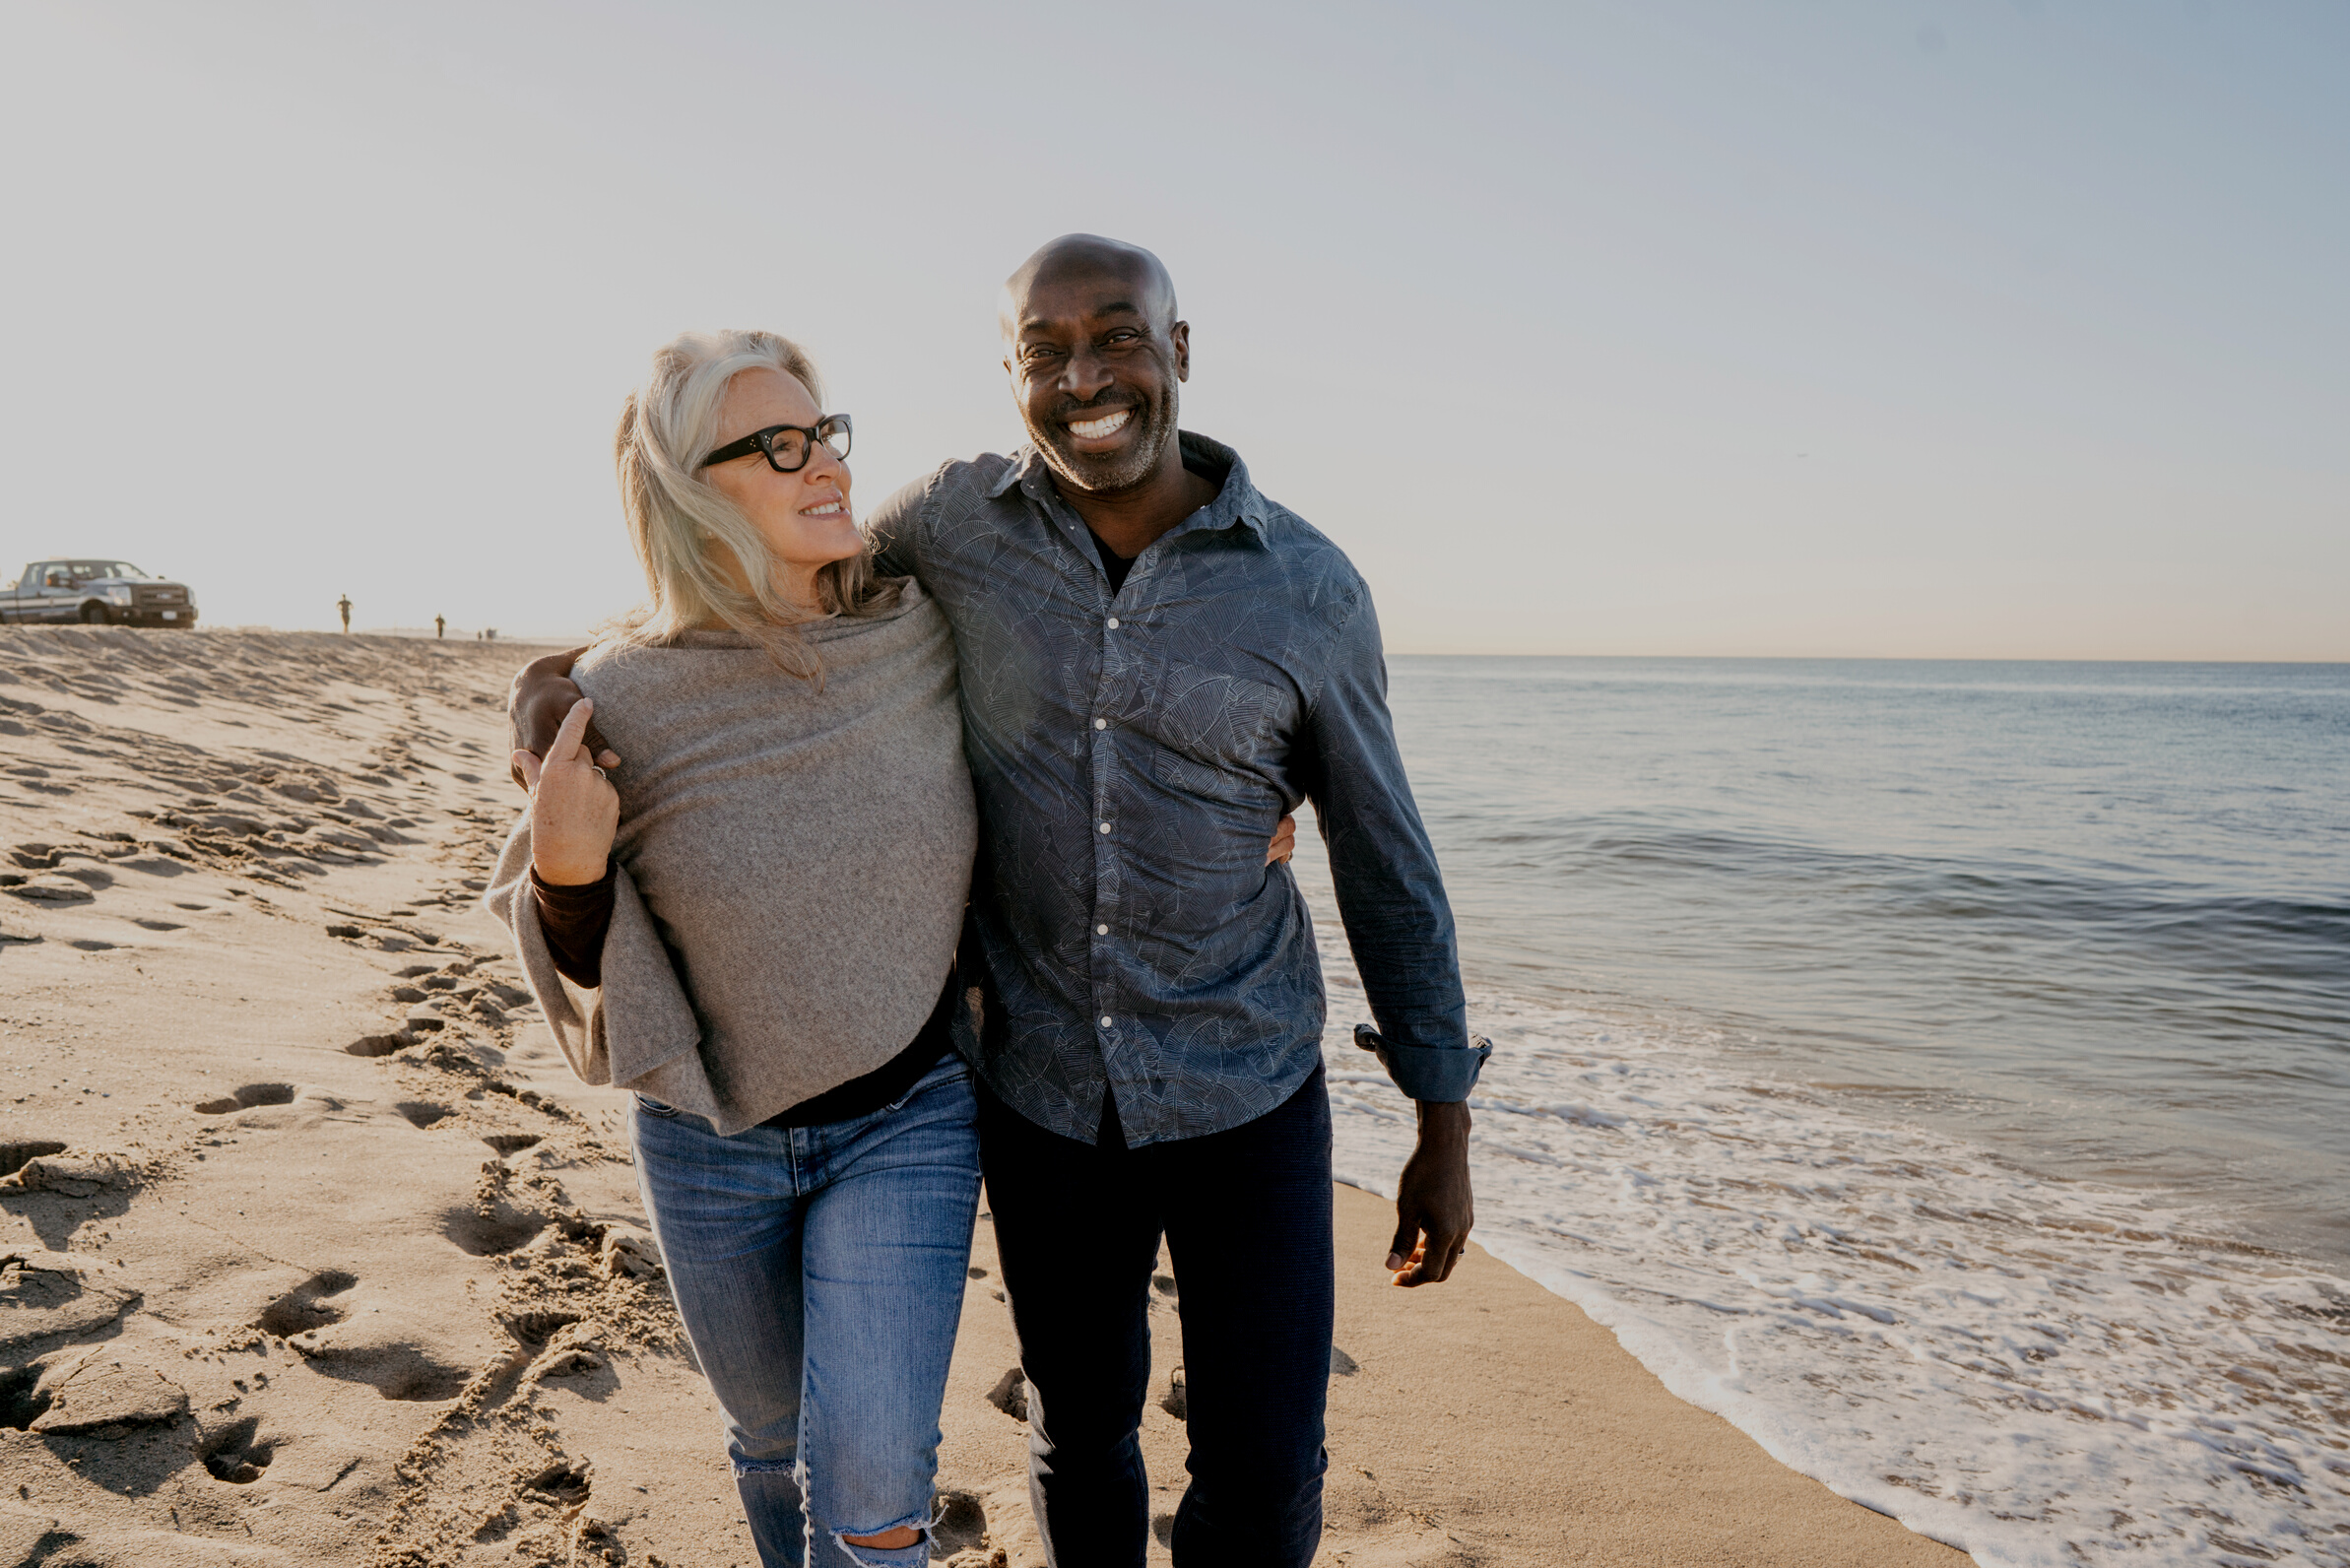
999,234,1178,341
998,233,1194,498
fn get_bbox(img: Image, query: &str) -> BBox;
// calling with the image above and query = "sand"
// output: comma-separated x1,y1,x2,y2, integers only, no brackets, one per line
0,625,1970,1566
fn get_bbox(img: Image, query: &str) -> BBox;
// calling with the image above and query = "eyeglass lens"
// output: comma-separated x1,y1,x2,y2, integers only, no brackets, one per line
764,419,850,470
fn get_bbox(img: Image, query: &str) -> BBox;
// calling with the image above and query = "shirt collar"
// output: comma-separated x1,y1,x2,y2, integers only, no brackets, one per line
987,430,1272,546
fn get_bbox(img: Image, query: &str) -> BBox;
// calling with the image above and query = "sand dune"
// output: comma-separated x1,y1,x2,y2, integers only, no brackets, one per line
0,626,1965,1565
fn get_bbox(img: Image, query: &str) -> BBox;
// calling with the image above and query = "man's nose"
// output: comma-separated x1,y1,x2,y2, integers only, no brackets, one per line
1058,345,1114,403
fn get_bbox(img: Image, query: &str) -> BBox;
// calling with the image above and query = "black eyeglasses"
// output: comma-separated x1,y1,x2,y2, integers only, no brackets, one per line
699,414,853,473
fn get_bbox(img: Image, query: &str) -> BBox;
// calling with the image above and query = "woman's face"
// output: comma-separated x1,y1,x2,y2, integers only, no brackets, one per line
700,367,860,604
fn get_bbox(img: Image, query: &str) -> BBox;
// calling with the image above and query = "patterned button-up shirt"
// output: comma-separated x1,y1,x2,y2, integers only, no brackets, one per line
871,432,1486,1145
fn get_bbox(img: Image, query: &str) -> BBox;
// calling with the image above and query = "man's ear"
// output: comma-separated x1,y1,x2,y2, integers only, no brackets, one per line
1171,320,1191,382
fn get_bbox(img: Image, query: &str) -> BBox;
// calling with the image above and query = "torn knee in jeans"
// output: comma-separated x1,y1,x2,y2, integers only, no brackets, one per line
841,1526,920,1547
832,1513,930,1564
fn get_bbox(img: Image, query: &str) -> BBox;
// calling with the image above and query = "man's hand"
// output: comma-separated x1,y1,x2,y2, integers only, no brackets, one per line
507,647,615,790
1266,814,1296,866
512,699,620,885
1387,1099,1472,1286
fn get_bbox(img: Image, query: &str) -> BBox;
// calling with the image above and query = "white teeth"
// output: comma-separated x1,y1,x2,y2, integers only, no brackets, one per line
803,501,843,516
1069,408,1132,439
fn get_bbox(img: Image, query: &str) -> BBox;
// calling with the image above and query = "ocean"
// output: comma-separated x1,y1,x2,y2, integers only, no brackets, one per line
1288,657,2350,1568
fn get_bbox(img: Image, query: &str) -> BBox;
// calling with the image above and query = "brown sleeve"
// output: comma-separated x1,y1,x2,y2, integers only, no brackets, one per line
531,861,615,989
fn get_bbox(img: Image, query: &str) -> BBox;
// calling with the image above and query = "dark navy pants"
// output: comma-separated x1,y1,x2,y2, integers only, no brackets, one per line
977,1064,1335,1568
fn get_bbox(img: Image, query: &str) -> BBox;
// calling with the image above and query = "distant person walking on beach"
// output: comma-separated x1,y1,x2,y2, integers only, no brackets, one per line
435,614,445,639
491,330,984,1566
513,237,1485,1568
336,594,351,633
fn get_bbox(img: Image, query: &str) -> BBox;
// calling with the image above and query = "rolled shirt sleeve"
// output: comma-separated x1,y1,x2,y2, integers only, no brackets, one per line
1300,590,1490,1102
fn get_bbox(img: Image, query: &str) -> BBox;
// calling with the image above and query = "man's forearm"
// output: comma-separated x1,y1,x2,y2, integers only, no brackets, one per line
507,646,606,787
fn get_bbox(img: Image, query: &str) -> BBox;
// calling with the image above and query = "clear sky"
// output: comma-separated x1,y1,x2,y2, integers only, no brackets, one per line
3,1,2343,658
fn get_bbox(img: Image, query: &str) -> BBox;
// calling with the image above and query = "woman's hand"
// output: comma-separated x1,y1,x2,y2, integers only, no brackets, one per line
1266,814,1297,866
513,699,619,885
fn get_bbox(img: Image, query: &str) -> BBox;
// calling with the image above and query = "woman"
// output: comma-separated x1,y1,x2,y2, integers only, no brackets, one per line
486,329,976,1568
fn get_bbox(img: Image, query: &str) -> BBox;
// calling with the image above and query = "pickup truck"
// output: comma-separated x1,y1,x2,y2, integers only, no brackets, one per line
0,559,198,627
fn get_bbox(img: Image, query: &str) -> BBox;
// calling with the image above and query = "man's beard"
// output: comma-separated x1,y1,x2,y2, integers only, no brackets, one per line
1028,385,1178,495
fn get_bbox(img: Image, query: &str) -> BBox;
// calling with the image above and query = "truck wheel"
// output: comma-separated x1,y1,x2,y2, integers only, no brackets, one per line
80,602,111,624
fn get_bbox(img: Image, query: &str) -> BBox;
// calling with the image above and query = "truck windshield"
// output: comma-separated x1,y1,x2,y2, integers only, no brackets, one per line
68,561,149,580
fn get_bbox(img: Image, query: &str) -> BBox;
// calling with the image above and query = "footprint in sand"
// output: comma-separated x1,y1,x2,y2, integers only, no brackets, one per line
297,1339,472,1403
199,1413,275,1483
0,1142,67,1177
0,1364,53,1430
344,1032,413,1058
396,1102,451,1130
482,1134,542,1157
525,1459,592,1504
255,1269,359,1338
3,875,94,905
192,1083,295,1115
986,1366,1030,1422
440,1203,547,1259
500,1310,581,1348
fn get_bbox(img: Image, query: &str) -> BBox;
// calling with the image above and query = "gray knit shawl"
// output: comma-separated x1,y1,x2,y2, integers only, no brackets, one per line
486,585,976,1135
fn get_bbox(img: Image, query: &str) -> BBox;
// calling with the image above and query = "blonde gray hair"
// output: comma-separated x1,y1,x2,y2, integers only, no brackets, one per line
604,329,899,677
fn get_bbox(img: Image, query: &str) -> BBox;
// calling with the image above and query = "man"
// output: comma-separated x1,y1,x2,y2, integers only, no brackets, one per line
337,594,352,633
514,235,1485,1568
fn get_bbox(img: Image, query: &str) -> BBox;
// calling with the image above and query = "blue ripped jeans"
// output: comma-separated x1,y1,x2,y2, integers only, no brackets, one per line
629,1054,981,1568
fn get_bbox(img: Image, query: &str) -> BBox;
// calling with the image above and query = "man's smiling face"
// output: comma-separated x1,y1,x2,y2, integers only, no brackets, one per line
1002,238,1189,495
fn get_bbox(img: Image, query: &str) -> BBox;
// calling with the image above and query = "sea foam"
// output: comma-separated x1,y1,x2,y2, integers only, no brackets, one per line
1322,960,2350,1567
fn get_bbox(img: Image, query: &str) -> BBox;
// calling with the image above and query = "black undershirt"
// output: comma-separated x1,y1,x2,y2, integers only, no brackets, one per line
1084,441,1229,593
1088,527,1137,594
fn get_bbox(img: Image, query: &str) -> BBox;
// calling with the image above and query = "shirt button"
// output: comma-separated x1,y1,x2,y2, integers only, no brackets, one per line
1100,1015,1113,1028
1096,923,1108,935
1106,617,1121,629
1093,718,1107,730
1099,821,1112,833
